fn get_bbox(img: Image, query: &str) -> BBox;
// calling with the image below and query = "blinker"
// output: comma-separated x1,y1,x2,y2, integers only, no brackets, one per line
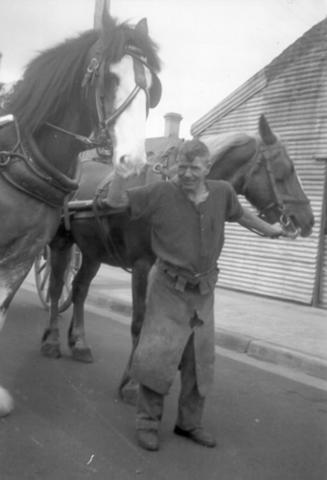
149,72,162,108
133,57,162,109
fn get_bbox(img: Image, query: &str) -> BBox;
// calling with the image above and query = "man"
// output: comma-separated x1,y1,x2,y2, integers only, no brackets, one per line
106,139,287,451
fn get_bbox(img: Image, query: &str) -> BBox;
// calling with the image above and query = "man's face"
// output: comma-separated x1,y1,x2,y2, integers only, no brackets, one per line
177,155,211,193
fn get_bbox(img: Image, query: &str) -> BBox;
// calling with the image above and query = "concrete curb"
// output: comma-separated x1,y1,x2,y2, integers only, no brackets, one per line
247,340,327,380
86,292,327,382
215,327,327,381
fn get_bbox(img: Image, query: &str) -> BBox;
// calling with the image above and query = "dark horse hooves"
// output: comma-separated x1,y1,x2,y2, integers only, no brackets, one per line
70,346,94,363
68,324,94,363
41,328,62,359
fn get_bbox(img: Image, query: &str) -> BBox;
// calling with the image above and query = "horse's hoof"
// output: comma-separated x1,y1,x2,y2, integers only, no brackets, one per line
41,329,61,358
119,381,139,406
71,347,94,363
0,386,14,417
41,342,62,359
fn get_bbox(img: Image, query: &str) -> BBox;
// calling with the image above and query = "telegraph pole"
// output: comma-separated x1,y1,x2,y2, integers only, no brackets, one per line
94,0,111,29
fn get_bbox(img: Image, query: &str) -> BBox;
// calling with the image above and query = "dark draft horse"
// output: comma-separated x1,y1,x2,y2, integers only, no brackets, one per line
0,12,161,413
42,114,314,403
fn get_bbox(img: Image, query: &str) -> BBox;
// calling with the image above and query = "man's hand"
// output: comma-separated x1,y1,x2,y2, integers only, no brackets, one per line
268,223,284,238
268,223,298,239
238,207,298,239
115,158,144,179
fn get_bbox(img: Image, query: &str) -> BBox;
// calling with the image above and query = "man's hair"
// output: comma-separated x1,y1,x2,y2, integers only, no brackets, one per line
178,138,210,163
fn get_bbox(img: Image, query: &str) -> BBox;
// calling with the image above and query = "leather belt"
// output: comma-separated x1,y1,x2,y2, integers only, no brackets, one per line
157,258,217,294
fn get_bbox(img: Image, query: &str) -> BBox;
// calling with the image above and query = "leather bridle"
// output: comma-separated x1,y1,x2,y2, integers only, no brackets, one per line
46,44,161,158
241,141,310,235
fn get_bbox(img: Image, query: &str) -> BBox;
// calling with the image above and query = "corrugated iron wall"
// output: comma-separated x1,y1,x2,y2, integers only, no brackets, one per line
197,47,327,305
320,234,327,307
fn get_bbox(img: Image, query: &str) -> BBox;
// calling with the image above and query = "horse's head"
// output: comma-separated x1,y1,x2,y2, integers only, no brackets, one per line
241,115,314,237
83,14,161,171
6,13,161,175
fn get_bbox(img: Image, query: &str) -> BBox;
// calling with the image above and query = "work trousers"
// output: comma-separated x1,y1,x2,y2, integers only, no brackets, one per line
136,333,205,432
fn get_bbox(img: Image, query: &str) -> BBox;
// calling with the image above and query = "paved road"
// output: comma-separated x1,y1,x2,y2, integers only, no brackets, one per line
1,290,327,480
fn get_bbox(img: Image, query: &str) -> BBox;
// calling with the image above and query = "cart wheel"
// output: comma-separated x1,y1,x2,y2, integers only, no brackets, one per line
34,245,81,313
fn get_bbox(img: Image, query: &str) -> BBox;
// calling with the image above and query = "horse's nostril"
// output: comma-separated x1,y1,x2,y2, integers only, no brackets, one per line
119,155,126,164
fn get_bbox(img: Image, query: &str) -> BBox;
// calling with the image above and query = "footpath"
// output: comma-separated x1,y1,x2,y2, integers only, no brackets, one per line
24,264,327,382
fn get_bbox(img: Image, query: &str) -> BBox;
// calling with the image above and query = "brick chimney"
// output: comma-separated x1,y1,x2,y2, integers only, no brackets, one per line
164,112,183,138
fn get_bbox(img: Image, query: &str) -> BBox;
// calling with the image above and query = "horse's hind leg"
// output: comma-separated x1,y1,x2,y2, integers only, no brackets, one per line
68,256,100,363
41,234,73,358
118,257,152,405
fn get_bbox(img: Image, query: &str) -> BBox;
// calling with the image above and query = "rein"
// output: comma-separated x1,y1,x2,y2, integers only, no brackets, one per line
44,122,99,148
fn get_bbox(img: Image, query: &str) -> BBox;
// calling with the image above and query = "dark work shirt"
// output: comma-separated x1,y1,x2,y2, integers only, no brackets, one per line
127,179,243,275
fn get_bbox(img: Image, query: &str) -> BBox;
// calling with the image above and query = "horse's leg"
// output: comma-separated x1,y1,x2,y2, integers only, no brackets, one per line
0,254,37,416
0,261,33,330
41,234,73,358
68,256,100,363
119,257,152,405
0,225,50,331
0,207,61,416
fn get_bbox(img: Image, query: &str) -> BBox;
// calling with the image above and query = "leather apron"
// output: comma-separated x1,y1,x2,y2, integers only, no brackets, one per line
131,263,216,396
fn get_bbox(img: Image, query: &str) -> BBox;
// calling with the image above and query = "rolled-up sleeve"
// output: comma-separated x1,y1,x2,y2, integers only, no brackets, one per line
127,182,163,220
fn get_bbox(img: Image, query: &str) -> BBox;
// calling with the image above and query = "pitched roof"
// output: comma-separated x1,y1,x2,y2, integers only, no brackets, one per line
191,17,327,136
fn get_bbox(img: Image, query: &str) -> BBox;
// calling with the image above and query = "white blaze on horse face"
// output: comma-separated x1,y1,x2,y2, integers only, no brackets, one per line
109,55,149,169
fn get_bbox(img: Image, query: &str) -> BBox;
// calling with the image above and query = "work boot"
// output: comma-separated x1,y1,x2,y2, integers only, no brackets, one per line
174,425,216,448
136,429,159,451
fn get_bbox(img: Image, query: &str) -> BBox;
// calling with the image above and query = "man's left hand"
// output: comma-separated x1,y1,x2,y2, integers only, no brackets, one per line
269,223,297,239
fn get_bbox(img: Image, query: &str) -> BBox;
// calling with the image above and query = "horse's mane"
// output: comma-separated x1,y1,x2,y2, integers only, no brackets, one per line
6,14,161,133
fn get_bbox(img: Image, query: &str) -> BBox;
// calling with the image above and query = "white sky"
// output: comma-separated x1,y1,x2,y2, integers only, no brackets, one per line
0,0,326,138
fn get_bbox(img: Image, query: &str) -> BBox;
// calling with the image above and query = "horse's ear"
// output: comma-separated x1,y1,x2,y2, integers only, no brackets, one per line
259,114,277,145
94,0,112,31
135,18,149,36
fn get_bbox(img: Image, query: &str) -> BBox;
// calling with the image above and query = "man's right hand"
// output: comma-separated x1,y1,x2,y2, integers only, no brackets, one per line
115,158,143,178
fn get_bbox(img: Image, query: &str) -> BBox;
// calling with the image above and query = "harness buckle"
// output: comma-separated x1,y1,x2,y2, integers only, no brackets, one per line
87,57,100,73
81,57,100,88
